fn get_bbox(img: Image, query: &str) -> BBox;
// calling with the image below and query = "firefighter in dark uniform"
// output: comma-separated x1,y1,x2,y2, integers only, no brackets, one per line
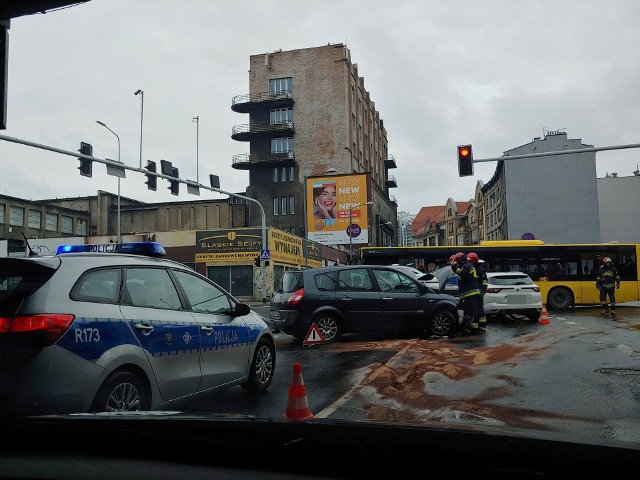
467,252,488,332
451,252,483,334
596,257,620,316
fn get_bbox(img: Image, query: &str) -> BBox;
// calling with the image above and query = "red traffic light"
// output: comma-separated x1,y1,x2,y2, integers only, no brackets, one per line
457,144,474,177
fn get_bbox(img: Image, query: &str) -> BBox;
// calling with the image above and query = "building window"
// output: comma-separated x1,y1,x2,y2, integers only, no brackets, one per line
281,196,287,215
271,137,293,154
269,77,292,94
289,196,295,214
273,168,279,182
0,204,4,224
290,227,296,235
28,210,41,229
288,166,295,181
76,218,87,235
9,206,24,227
270,108,292,125
273,197,279,215
45,213,58,232
61,215,73,234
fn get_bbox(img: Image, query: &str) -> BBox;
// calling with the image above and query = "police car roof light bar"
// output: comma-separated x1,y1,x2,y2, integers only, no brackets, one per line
56,242,167,257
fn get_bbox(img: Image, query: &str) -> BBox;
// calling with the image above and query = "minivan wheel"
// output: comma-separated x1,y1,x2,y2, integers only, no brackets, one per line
428,309,456,337
314,313,341,342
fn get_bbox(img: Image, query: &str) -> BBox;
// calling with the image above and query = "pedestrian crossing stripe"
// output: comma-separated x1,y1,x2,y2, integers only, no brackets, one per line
303,322,325,345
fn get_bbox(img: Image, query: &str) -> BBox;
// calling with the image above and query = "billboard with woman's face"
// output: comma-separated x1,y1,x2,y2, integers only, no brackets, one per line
305,174,369,245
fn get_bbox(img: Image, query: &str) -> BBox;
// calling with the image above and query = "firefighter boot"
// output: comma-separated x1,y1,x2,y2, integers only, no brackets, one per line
478,318,487,332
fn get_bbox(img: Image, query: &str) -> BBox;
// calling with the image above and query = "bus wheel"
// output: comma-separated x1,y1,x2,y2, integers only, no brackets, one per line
547,287,573,310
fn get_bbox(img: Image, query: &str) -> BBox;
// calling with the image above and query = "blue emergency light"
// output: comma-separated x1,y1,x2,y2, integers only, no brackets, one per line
56,242,167,257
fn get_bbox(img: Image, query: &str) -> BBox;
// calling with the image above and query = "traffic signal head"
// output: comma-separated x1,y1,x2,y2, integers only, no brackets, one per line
457,144,474,177
160,159,173,176
168,166,179,196
209,174,220,189
145,160,157,191
254,256,261,267
78,142,93,177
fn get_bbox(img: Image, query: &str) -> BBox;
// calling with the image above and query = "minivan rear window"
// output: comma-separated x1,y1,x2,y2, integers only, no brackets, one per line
282,271,304,293
314,272,336,291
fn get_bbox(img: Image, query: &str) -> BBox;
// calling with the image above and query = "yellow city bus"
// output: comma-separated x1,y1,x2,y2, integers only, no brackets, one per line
360,240,640,310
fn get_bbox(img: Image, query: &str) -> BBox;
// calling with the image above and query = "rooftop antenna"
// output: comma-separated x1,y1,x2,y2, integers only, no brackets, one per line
22,232,37,257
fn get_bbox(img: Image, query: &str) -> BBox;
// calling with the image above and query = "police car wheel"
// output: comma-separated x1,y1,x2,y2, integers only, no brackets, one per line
91,371,151,412
241,338,276,393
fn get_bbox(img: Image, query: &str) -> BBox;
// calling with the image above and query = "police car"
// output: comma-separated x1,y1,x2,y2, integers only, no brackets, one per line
0,242,276,415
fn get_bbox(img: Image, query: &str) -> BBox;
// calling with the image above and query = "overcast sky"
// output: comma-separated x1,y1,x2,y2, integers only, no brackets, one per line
2,0,639,216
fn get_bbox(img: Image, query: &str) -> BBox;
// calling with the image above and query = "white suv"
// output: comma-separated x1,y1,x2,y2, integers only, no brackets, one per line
483,272,543,322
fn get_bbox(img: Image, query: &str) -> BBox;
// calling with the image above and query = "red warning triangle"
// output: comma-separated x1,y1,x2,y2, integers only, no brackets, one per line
303,322,326,345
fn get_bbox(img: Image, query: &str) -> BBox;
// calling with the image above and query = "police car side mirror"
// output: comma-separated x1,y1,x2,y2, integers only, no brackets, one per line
235,303,251,316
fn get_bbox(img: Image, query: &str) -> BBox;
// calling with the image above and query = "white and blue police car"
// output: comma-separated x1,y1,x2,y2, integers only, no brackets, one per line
0,242,276,415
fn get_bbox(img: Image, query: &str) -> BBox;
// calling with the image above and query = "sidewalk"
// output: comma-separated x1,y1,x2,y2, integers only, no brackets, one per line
247,300,269,307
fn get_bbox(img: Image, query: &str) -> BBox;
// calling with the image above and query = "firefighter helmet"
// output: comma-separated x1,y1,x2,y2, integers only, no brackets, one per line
454,252,465,263
603,257,612,265
467,252,479,264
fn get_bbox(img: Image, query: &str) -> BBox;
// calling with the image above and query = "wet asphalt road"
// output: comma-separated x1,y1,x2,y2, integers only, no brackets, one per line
181,303,640,445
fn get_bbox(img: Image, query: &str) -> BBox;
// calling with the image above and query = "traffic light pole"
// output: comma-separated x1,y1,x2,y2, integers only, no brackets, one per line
0,133,269,302
470,142,640,164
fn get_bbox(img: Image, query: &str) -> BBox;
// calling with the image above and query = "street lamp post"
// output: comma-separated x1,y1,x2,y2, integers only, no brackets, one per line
134,89,144,169
96,120,121,244
193,116,199,182
375,221,393,246
348,201,373,264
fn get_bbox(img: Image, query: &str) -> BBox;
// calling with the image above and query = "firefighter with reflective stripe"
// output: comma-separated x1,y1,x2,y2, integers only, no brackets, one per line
468,252,488,332
451,252,483,334
596,257,620,316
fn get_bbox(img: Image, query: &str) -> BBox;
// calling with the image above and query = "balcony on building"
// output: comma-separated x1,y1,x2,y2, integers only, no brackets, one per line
231,121,295,141
231,91,294,113
385,154,397,169
389,195,397,206
387,174,398,188
232,151,296,170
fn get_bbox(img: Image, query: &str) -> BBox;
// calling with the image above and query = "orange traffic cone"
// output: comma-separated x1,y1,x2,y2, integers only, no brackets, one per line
283,362,314,420
539,304,550,325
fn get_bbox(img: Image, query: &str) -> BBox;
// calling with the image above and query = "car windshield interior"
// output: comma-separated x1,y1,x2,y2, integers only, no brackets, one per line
1,2,639,478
